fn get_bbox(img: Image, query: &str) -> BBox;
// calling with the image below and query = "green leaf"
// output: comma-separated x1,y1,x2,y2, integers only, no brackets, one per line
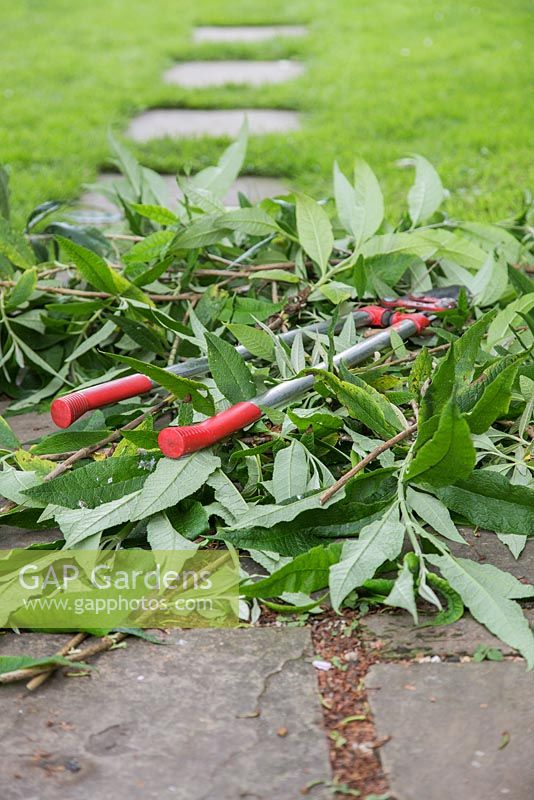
318,372,402,439
206,469,249,524
0,217,33,268
227,323,274,361
249,269,300,284
271,441,308,502
241,543,341,598
146,512,198,550
319,281,354,305
172,215,229,250
0,654,91,675
406,400,476,487
0,464,41,504
217,207,279,236
329,503,405,612
487,293,534,347
24,454,152,509
131,452,220,521
333,160,384,245
406,154,445,225
295,194,333,275
432,470,534,536
56,236,149,304
123,230,175,263
205,332,255,404
426,554,534,667
129,203,179,225
406,487,466,543
0,416,21,451
6,267,37,309
104,352,214,416
186,119,248,199
30,430,111,455
384,560,418,622
461,354,525,433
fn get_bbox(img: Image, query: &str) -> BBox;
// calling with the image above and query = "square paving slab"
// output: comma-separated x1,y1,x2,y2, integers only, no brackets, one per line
127,109,301,142
0,628,331,800
364,608,534,658
193,25,308,43
367,662,534,800
163,59,305,88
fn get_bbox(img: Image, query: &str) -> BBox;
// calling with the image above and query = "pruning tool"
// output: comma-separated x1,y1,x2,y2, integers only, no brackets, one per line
51,286,460,430
157,286,462,458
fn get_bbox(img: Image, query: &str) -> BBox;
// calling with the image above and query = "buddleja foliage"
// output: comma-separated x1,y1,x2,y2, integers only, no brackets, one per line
0,130,533,663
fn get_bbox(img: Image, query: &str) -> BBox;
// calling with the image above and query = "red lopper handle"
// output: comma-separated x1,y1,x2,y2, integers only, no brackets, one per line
51,373,154,428
158,401,262,459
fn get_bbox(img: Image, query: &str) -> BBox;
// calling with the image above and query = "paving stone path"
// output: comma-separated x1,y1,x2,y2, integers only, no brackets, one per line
1,405,533,797
0,628,331,800
367,662,534,800
79,21,306,215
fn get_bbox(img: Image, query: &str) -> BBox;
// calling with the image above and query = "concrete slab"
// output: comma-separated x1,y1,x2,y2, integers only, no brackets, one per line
1,410,57,445
77,173,289,219
163,60,305,88
193,25,308,43
451,528,534,582
364,609,534,658
127,109,301,142
0,526,62,549
367,662,534,800
0,628,331,800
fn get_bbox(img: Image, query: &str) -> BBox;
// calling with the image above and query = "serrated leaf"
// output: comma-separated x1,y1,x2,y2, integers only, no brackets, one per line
129,203,179,226
432,470,534,536
123,230,175,263
217,207,278,236
295,194,333,275
461,354,525,433
56,236,149,303
318,372,402,439
0,217,33,268
426,554,534,667
406,154,445,225
406,400,476,487
227,323,274,361
487,293,534,347
6,267,37,309
172,215,229,250
205,332,255,404
329,503,405,611
241,543,341,598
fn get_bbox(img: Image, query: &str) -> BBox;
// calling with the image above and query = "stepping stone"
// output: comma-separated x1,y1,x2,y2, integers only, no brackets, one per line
127,109,301,142
76,173,289,219
193,25,307,43
164,59,305,88
367,662,534,800
364,609,534,658
0,628,331,800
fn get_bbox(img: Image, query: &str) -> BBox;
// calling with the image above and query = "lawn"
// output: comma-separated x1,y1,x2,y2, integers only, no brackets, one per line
1,0,532,224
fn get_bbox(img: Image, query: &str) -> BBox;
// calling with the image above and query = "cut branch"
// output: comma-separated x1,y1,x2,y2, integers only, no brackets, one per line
320,423,418,505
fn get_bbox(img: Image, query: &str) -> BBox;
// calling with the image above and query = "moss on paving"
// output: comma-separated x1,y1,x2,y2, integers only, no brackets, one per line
1,0,532,224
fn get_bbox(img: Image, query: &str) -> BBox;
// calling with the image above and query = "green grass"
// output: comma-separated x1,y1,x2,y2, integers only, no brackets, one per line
1,0,532,225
